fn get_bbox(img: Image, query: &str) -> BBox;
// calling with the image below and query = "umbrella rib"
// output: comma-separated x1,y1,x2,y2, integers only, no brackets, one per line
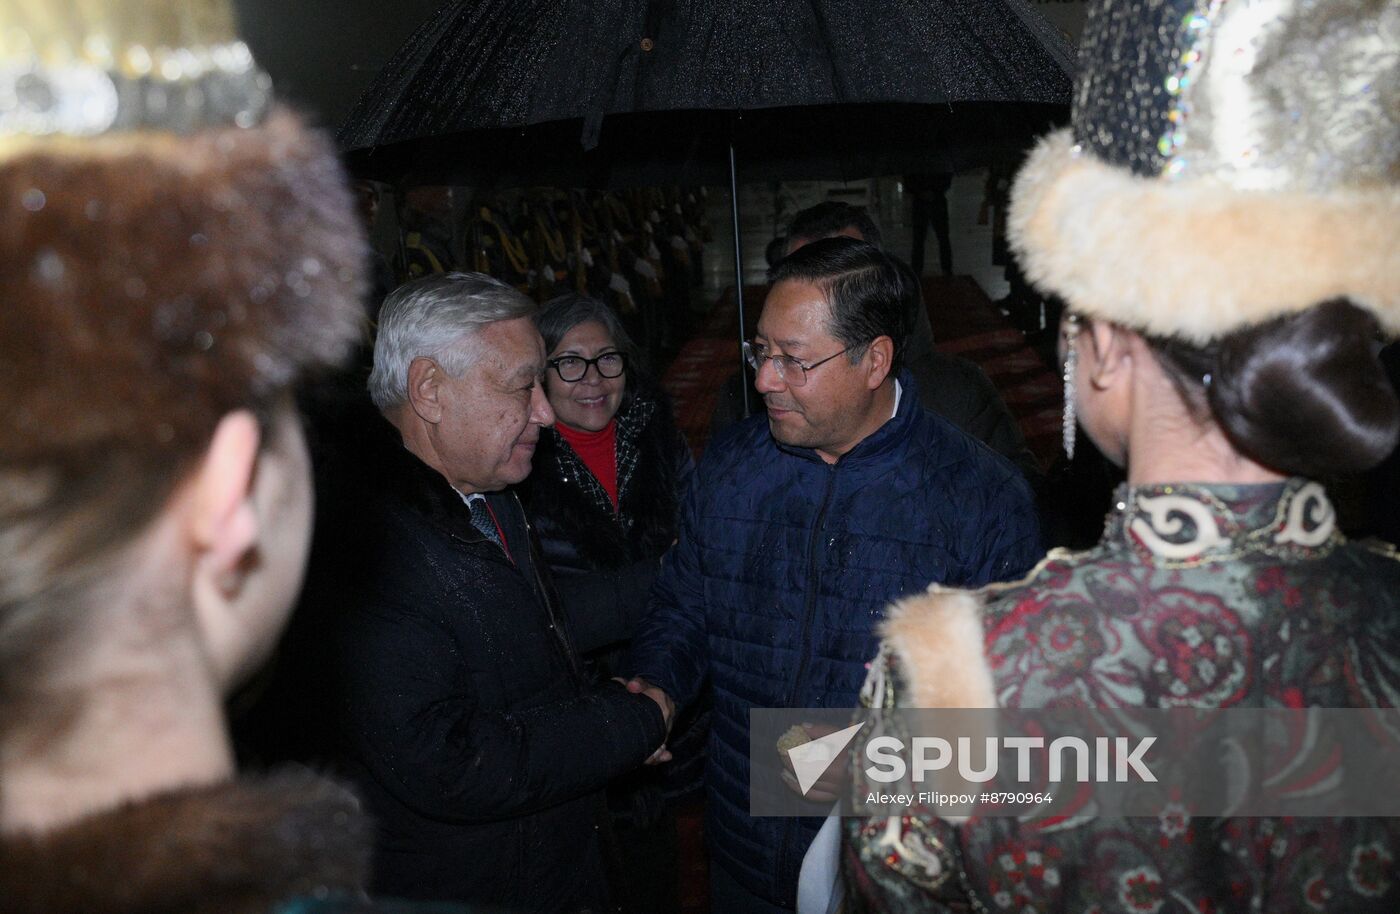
806,0,850,104
1000,0,1075,78
925,0,1064,103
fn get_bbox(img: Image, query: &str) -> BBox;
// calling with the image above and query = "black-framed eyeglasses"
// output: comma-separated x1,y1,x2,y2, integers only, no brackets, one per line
547,351,627,383
742,340,855,388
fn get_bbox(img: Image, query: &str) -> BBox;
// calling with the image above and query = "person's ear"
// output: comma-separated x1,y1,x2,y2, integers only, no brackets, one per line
188,411,261,588
188,407,315,690
187,411,261,681
1086,320,1133,390
863,336,895,390
407,356,444,424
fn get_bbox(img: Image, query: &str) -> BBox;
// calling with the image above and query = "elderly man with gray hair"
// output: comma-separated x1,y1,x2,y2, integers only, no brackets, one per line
303,272,672,912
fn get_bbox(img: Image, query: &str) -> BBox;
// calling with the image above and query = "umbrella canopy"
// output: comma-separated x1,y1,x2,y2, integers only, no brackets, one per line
338,0,1073,183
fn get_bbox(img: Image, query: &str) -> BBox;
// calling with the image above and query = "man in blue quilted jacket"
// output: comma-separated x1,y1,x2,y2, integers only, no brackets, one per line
626,236,1042,912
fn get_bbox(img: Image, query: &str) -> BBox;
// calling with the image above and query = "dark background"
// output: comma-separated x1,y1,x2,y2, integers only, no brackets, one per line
234,0,442,128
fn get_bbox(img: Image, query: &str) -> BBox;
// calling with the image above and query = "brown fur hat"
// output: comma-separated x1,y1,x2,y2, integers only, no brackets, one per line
0,108,366,465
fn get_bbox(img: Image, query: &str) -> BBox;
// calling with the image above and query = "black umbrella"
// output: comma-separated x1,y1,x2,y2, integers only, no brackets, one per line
340,0,1071,151
339,0,1073,410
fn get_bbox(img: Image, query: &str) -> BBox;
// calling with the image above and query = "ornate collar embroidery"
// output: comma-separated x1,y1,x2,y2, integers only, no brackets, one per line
1104,478,1340,567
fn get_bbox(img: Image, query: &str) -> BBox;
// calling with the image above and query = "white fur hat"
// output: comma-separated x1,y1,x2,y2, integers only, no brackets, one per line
1009,0,1400,344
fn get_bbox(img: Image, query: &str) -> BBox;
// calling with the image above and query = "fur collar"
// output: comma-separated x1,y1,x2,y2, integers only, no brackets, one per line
0,769,372,914
526,391,684,569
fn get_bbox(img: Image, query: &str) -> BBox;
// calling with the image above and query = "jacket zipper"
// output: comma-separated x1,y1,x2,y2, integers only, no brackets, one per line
513,491,583,682
776,462,838,893
786,462,837,707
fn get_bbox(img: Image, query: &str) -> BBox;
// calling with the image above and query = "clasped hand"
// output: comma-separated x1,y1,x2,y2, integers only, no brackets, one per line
615,676,675,765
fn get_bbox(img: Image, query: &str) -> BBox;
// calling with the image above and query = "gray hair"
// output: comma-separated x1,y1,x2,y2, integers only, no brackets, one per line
536,294,637,362
536,293,641,398
368,272,537,411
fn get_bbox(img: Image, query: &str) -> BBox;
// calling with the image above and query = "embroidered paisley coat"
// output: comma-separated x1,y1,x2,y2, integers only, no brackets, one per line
843,479,1400,913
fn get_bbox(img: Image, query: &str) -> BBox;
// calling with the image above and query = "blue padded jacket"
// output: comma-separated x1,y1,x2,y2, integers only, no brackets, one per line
626,374,1043,906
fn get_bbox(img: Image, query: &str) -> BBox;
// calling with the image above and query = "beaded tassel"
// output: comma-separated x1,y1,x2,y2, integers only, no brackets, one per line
1062,314,1081,461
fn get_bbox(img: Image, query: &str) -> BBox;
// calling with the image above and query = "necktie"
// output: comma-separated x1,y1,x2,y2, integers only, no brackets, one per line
467,496,506,554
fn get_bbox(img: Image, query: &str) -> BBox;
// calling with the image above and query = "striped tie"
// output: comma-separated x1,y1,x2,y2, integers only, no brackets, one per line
467,496,506,553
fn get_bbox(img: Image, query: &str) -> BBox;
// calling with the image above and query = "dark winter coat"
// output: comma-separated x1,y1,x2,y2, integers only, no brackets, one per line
521,391,694,664
302,420,666,913
521,391,701,911
900,302,1042,485
908,349,1041,481
626,372,1043,907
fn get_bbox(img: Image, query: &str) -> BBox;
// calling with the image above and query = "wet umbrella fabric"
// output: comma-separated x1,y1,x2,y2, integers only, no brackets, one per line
338,0,1073,178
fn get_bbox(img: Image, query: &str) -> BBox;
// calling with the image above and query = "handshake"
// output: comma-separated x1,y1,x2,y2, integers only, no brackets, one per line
616,676,675,765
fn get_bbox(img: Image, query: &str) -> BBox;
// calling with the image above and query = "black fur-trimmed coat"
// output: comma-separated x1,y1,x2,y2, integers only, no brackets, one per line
522,390,694,664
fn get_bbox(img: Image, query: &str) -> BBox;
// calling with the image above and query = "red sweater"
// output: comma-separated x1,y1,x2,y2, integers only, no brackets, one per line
555,419,618,510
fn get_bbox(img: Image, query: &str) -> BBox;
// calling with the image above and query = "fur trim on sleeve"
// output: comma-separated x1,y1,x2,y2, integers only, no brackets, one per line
880,587,996,709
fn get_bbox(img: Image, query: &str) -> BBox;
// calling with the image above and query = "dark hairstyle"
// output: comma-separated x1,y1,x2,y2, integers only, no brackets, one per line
767,237,911,374
1147,299,1400,476
784,202,883,252
765,236,790,268
535,293,642,396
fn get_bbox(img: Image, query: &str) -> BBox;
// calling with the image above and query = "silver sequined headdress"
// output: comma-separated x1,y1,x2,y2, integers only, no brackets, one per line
1009,0,1399,343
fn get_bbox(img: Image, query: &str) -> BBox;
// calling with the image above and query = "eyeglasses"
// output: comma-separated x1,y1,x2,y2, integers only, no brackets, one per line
547,351,627,382
742,340,855,388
